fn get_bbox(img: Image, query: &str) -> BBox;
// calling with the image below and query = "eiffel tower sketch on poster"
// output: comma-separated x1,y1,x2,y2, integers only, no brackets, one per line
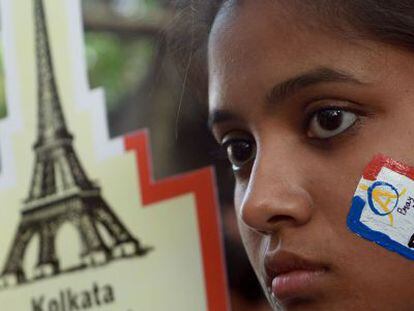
0,0,150,287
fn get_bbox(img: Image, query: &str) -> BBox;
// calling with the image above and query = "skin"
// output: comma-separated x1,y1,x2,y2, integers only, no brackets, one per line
208,1,414,310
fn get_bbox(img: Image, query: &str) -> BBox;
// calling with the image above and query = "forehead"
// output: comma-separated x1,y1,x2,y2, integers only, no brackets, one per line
208,1,383,112
209,1,307,63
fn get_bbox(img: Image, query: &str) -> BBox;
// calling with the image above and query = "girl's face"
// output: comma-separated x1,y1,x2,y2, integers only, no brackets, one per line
209,1,414,310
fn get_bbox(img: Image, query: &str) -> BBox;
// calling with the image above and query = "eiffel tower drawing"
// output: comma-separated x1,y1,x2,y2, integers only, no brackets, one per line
1,0,149,286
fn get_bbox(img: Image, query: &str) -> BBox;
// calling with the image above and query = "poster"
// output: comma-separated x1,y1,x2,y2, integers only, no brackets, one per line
0,0,229,310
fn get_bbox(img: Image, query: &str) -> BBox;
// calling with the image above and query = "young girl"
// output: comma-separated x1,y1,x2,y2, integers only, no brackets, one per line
196,0,414,309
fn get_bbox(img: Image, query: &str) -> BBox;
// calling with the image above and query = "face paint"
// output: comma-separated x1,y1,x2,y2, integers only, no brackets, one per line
348,154,414,259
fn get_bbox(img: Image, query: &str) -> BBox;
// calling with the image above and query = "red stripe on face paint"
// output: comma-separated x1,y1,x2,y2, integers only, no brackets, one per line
363,154,414,181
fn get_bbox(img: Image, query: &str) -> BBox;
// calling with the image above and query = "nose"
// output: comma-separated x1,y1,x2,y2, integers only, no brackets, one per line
238,146,314,234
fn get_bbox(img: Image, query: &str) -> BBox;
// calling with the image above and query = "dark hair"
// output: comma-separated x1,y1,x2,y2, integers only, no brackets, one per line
166,0,223,102
167,0,414,102
300,0,414,50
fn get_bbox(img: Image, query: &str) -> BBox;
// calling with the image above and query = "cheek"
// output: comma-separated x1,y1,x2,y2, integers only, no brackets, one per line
311,179,356,231
305,154,364,228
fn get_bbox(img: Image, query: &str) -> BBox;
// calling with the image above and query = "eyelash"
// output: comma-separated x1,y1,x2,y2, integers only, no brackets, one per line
305,105,352,127
213,137,255,172
305,106,363,139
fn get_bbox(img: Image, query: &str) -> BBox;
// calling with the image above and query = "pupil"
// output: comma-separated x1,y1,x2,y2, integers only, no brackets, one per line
229,141,251,163
317,110,343,131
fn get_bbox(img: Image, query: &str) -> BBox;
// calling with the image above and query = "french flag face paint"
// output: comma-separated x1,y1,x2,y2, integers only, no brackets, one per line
348,154,414,259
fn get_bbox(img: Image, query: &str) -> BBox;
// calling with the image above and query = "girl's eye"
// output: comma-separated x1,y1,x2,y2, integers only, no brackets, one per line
223,138,256,172
308,109,358,139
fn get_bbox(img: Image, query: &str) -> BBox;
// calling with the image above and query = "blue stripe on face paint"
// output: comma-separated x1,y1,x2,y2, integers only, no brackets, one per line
348,195,414,260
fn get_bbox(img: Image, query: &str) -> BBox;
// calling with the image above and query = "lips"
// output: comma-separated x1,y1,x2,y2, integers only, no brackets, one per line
264,251,328,303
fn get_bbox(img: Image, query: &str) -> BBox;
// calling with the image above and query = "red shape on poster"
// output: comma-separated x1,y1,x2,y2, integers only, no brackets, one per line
125,130,230,311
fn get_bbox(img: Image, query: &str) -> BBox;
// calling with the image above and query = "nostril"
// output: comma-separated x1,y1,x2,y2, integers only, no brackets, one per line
256,215,295,235
267,215,295,225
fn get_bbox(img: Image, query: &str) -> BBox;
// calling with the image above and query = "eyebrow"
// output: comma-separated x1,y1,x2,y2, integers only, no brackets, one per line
208,67,364,129
266,66,364,105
